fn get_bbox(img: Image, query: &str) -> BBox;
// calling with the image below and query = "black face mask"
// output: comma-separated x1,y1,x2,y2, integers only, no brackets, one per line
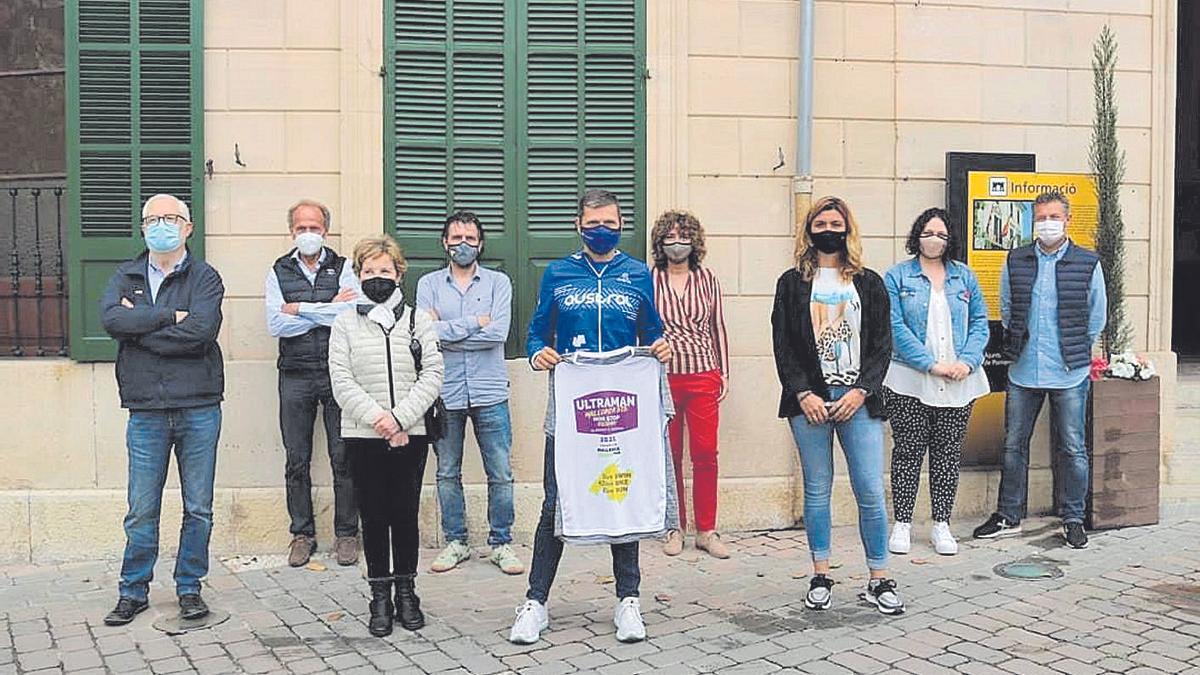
809,230,847,254
361,276,397,304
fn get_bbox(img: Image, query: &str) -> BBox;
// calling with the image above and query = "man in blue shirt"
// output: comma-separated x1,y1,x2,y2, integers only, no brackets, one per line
265,200,361,568
973,191,1107,549
508,189,671,646
415,211,523,577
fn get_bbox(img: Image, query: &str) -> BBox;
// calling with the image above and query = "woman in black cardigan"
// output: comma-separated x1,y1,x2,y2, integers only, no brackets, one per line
771,195,903,616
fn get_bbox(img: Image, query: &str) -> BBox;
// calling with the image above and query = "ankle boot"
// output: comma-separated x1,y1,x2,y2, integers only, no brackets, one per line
394,573,425,630
367,578,394,637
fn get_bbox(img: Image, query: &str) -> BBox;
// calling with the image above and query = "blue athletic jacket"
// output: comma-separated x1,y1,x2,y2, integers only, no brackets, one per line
526,249,664,360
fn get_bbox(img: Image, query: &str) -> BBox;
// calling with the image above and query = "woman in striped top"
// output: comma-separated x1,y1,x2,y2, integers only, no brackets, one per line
650,210,731,559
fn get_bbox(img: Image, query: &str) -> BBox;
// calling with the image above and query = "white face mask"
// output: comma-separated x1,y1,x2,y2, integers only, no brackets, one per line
295,231,324,257
1034,219,1065,245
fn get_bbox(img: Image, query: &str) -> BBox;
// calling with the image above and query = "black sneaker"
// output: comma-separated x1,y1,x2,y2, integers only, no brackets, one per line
179,593,210,621
1063,522,1089,549
804,574,833,610
864,578,905,615
103,597,149,626
972,513,1022,539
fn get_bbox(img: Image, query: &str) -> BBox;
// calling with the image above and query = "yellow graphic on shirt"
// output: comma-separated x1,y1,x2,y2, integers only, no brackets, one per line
590,463,633,503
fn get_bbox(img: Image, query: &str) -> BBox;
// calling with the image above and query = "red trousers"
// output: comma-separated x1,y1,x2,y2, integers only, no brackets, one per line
667,370,722,532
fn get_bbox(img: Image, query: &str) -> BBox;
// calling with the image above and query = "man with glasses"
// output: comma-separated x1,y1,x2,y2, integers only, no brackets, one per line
99,194,225,625
416,211,523,576
265,199,362,568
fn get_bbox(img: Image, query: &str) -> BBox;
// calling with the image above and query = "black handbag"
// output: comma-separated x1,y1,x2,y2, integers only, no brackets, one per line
408,306,447,440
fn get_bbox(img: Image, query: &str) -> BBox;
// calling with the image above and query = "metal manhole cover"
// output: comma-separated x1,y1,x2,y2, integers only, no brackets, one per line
993,560,1064,580
152,608,231,635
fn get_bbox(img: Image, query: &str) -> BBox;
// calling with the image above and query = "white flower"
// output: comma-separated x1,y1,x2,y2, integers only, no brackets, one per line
1109,362,1136,379
1140,362,1156,380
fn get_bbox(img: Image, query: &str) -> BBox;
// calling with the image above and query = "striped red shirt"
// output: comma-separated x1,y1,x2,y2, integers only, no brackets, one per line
652,266,730,377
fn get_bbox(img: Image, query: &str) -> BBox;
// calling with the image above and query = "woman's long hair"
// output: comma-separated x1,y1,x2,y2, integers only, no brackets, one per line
793,195,866,282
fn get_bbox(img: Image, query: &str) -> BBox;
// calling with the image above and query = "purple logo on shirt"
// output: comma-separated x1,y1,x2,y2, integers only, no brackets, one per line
574,390,639,435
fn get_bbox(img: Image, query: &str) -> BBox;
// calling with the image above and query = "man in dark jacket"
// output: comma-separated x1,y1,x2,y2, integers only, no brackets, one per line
100,194,225,626
265,199,361,567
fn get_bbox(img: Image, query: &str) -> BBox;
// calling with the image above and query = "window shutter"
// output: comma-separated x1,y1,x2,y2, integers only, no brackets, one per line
66,0,204,362
385,0,644,356
517,0,645,346
386,0,514,311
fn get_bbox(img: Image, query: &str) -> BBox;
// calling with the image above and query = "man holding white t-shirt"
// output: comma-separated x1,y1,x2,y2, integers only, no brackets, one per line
508,189,672,646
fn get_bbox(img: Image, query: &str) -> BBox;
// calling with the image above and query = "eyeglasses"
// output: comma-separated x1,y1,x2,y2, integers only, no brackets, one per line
141,214,188,227
919,232,950,241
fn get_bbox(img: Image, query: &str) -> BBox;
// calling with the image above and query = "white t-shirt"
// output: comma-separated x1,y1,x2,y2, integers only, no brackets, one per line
552,349,669,539
810,268,862,386
884,287,990,408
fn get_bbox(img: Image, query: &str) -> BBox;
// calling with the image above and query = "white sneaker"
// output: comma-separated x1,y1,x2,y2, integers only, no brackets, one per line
888,522,911,555
508,600,549,645
931,522,959,556
613,597,646,643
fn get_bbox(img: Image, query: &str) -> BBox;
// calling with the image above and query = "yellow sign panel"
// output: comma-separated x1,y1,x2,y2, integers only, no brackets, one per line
966,172,1099,320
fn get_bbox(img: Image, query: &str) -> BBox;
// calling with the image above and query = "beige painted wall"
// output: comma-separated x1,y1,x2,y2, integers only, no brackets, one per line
0,0,1186,563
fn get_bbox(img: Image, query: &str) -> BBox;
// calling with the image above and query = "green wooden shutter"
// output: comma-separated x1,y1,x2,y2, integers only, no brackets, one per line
386,0,516,307
517,0,646,346
385,0,645,356
66,0,204,362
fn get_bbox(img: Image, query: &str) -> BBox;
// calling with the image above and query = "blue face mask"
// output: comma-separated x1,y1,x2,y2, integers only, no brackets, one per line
580,225,621,255
144,219,183,254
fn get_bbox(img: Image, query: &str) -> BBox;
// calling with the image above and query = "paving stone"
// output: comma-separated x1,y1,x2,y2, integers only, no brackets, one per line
827,651,888,674
193,655,239,674
148,656,196,674
1049,658,1105,675
895,658,960,675
16,650,61,671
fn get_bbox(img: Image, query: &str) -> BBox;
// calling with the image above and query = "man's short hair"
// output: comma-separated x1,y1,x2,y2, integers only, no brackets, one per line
441,210,485,242
1033,191,1071,216
577,188,622,219
142,193,190,221
287,199,332,231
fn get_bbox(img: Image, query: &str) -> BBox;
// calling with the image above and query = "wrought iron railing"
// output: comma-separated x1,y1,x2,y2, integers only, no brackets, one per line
1,185,68,357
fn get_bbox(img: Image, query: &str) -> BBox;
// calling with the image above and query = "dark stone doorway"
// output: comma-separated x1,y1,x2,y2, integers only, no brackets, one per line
1174,0,1200,357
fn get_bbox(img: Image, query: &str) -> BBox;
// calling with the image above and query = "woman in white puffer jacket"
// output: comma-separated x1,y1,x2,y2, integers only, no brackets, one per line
328,235,443,637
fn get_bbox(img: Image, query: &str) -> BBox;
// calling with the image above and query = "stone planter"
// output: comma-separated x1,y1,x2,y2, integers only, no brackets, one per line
1086,376,1162,530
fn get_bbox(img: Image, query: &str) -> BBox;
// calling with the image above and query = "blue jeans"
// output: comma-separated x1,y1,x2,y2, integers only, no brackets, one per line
119,404,221,601
997,379,1090,524
526,435,640,603
789,387,889,571
434,402,515,546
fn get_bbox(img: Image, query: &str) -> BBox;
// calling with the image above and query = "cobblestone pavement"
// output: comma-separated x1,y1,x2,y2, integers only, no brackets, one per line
2,517,1200,674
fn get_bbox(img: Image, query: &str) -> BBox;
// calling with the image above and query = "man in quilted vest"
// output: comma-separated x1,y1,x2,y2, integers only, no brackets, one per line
265,199,362,568
972,191,1107,549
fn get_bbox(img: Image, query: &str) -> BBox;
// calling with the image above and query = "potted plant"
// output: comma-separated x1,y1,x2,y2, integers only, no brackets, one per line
1084,25,1161,530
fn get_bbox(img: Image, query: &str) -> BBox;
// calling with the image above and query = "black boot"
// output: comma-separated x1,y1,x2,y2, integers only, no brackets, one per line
367,578,394,637
394,573,425,630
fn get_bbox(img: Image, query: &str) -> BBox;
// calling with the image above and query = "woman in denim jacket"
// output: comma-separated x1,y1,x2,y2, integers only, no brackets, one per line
882,208,990,557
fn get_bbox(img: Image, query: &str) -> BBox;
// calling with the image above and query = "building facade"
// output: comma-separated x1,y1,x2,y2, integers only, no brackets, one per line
0,0,1191,562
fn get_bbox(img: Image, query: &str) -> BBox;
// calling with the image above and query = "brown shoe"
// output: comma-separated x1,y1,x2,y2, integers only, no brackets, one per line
288,535,316,567
334,536,359,566
696,531,731,559
662,529,684,556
